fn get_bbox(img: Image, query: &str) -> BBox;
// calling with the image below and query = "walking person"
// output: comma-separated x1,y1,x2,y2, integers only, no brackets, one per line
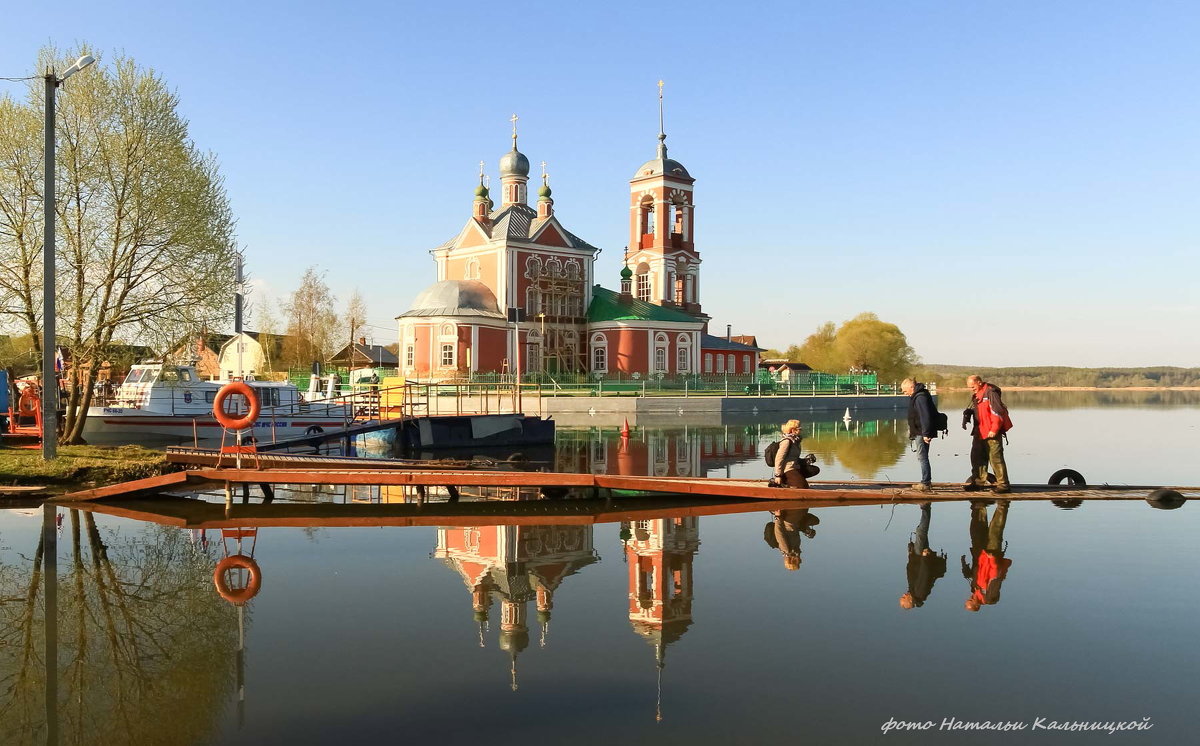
899,502,947,609
770,419,812,488
963,375,1013,494
902,378,938,491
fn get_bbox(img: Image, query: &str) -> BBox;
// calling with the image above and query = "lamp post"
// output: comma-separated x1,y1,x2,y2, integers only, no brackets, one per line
40,54,95,460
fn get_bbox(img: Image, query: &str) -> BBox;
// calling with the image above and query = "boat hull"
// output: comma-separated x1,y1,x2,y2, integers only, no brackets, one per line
82,408,349,445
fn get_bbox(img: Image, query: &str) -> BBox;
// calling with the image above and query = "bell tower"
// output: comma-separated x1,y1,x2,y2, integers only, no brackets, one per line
627,81,704,319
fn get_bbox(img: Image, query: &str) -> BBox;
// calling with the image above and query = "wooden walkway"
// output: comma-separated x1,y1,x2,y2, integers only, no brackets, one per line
164,447,514,471
52,466,1198,504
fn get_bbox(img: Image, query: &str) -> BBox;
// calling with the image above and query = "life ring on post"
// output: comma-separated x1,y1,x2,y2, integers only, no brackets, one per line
213,382,260,431
213,554,262,605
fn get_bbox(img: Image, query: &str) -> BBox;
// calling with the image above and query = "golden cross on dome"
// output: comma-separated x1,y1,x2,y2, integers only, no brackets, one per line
478,160,485,178
510,113,519,147
540,160,547,177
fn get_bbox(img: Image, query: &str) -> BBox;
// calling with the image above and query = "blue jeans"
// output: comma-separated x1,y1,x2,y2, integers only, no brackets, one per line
916,439,931,485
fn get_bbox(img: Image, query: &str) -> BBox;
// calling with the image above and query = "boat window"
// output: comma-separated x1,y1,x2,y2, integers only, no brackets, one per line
124,369,144,384
205,391,216,403
177,368,193,382
160,368,179,382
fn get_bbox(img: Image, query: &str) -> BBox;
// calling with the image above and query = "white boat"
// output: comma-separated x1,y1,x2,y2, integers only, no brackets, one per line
83,363,353,444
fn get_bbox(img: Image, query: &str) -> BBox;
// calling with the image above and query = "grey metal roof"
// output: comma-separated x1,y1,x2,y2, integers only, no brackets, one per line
396,280,504,319
632,157,691,180
700,333,761,352
491,204,535,240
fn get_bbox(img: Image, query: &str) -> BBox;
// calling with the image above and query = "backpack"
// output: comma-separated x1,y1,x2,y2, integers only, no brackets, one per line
764,439,782,467
933,410,949,437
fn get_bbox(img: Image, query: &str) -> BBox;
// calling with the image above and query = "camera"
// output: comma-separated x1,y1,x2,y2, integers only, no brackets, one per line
961,407,974,430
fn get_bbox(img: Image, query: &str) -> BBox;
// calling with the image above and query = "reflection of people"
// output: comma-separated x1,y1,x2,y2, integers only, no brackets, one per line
899,502,946,609
901,378,937,491
962,500,1012,611
771,419,814,488
763,509,820,570
963,375,1013,494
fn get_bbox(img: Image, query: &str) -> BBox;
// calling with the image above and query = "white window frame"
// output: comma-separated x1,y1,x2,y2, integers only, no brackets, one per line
591,333,608,373
440,343,455,368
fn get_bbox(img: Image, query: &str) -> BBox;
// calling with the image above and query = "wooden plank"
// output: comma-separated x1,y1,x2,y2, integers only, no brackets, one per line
52,471,195,502
188,468,596,487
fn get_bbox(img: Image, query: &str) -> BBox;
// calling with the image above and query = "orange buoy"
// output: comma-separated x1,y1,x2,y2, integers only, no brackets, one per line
213,554,262,605
17,386,39,415
212,381,260,431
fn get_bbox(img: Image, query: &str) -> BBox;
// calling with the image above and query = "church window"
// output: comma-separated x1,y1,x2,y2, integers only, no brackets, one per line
591,333,608,372
565,260,580,280
640,195,655,237
677,346,689,372
672,202,686,236
464,258,481,280
525,256,541,279
546,257,562,277
440,324,455,337
405,345,414,367
716,355,724,374
636,272,651,302
654,347,667,372
440,344,455,367
526,286,540,316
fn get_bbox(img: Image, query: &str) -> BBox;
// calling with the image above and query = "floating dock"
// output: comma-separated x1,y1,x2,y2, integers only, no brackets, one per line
52,465,1198,505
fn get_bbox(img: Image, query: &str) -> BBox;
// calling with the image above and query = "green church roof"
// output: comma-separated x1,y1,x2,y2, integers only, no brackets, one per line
587,285,700,324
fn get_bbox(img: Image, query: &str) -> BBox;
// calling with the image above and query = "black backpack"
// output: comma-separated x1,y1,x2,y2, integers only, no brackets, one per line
933,409,949,437
764,439,783,467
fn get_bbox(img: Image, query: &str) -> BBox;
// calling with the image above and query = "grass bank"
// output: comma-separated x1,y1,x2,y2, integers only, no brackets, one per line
0,445,171,487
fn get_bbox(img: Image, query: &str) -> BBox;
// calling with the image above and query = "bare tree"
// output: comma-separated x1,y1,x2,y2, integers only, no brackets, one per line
344,289,368,368
280,266,337,370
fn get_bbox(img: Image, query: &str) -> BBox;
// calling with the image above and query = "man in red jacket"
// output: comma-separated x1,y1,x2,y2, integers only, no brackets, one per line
964,375,1013,494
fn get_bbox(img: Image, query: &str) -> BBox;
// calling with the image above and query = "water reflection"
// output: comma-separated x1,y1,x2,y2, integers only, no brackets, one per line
436,524,598,688
555,414,910,480
900,503,947,609
0,507,236,745
962,500,1012,612
762,509,820,570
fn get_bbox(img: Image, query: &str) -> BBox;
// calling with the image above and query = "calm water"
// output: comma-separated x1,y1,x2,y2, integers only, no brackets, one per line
1,390,1198,745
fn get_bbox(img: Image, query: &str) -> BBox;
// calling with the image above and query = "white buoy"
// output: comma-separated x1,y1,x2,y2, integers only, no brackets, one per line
843,407,852,420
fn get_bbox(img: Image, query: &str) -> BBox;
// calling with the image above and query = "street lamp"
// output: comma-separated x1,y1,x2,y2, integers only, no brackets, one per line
41,54,95,459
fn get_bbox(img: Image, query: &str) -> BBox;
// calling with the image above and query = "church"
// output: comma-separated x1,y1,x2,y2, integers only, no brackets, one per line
396,99,761,381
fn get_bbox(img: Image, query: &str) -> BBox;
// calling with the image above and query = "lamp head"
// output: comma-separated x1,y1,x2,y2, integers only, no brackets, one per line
59,55,95,81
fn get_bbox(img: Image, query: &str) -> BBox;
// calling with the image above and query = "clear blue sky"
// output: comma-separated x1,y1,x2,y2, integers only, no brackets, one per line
3,0,1196,367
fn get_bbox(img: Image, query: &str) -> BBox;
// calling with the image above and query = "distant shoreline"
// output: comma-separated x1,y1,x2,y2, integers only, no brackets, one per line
938,386,1200,392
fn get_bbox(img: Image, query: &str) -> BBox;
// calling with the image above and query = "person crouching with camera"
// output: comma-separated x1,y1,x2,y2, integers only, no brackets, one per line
772,419,816,489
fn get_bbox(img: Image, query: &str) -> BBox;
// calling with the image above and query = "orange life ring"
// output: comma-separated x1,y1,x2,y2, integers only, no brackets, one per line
213,554,262,605
212,382,260,431
17,388,39,415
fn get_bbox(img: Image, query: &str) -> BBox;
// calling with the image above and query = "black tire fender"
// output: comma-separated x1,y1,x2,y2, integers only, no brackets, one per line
1048,469,1086,486
1147,488,1186,510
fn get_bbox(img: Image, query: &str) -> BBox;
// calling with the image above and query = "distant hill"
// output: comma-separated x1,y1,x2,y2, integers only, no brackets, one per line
912,365,1200,388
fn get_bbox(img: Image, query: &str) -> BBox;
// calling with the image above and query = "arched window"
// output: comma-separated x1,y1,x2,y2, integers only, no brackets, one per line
677,346,689,372
546,257,562,277
527,330,541,372
635,262,652,302
440,324,455,337
640,195,655,237
405,345,414,368
591,333,608,373
525,286,540,316
525,256,541,279
654,347,667,372
565,260,580,280
743,356,753,374
464,258,481,280
727,354,736,373
704,353,712,373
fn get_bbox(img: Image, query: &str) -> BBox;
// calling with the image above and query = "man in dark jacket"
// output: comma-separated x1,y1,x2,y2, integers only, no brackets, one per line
902,378,937,491
900,502,947,609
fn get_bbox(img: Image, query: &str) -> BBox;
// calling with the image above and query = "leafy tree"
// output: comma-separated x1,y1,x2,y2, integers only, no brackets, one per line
833,313,918,382
0,46,239,443
280,266,337,369
797,322,839,372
